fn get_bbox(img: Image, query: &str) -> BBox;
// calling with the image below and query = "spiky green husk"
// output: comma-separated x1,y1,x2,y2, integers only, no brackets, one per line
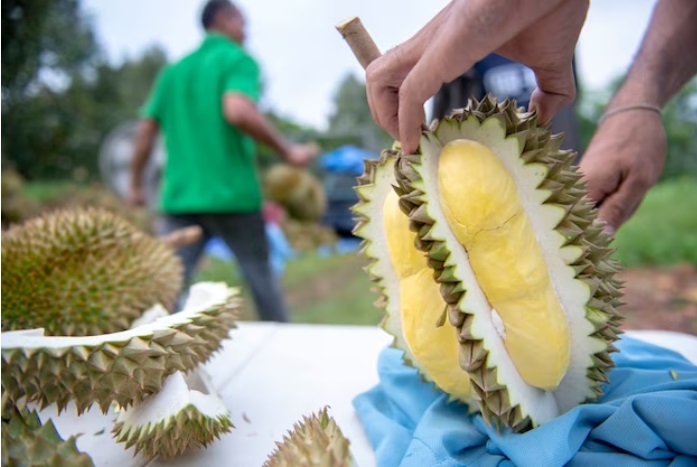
1,208,183,336
353,151,476,406
112,371,233,460
352,154,420,365
264,407,352,467
1,405,94,467
1,283,240,415
393,96,623,431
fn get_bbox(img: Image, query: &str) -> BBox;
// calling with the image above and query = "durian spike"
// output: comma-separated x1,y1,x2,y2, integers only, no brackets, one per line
264,407,353,467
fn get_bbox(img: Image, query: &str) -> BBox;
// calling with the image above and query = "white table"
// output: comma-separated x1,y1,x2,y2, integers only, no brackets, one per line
42,324,697,467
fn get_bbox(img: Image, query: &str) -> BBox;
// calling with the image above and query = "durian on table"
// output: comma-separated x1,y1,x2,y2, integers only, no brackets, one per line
1,208,240,462
264,407,353,467
353,96,623,431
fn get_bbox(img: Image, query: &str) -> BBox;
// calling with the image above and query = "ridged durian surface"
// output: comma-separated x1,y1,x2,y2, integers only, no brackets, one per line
1,208,183,336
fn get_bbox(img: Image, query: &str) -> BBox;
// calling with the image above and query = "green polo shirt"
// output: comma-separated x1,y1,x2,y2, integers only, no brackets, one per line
142,33,262,213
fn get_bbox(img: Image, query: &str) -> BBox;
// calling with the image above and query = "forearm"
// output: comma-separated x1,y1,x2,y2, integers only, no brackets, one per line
130,119,158,189
235,111,290,158
223,94,291,159
612,0,697,108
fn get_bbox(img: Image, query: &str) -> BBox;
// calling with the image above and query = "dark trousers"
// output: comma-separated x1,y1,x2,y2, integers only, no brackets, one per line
158,212,289,322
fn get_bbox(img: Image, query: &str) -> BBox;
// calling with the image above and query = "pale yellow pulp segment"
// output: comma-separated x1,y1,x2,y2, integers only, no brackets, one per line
437,139,570,391
383,190,471,401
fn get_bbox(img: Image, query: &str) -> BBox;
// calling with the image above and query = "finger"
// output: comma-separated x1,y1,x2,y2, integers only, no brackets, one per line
529,65,576,124
366,61,401,141
398,61,441,154
578,150,620,206
596,177,645,231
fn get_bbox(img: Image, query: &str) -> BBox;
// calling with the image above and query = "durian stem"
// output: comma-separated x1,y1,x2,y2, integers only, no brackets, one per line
335,17,381,69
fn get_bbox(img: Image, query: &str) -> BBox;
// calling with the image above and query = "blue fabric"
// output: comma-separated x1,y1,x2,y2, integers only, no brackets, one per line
353,337,697,467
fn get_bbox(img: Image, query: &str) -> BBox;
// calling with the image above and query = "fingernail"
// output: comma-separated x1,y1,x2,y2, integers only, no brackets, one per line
603,225,615,236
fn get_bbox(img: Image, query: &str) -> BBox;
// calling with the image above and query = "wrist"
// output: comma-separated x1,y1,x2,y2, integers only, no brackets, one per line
610,78,665,110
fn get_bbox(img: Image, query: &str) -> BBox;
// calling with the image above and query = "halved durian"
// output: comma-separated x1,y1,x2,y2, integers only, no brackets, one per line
1,283,240,415
357,96,622,431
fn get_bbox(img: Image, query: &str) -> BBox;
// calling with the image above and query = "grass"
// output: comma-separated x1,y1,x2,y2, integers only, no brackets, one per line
613,177,697,267
21,180,79,202
194,251,380,325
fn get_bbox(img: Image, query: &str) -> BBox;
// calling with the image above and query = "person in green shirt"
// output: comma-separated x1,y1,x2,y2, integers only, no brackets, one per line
128,0,314,322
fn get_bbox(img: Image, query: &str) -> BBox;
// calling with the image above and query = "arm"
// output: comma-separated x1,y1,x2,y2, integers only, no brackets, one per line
222,93,313,166
128,118,159,207
365,0,588,153
580,0,697,231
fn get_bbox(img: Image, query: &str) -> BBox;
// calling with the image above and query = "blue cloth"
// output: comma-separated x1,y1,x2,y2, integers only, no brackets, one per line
353,337,697,467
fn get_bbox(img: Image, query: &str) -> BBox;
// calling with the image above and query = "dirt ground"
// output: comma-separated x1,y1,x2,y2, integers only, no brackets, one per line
619,263,697,335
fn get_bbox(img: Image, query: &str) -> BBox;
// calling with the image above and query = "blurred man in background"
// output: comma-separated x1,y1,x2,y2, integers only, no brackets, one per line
129,0,315,322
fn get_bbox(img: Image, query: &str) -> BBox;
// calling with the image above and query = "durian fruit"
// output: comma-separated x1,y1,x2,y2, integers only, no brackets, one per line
1,208,183,336
353,154,473,403
1,404,94,467
264,407,352,467
1,282,240,415
264,164,327,222
357,96,623,431
112,369,233,460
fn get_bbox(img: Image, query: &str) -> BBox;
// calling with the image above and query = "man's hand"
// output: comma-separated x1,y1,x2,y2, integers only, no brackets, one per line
579,112,666,232
365,0,588,153
284,143,317,167
127,185,147,207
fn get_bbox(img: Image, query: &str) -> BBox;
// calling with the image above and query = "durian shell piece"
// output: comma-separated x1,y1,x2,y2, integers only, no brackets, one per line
263,407,352,467
394,96,623,431
1,404,94,467
112,370,233,460
1,208,183,336
1,283,240,415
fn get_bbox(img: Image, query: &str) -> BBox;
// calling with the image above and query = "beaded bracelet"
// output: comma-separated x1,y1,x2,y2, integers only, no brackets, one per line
598,103,662,125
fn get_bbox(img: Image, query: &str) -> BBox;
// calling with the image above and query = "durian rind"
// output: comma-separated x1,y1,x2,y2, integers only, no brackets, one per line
112,370,233,460
1,208,183,336
1,405,94,467
352,153,421,366
394,97,623,431
263,407,352,467
1,283,240,415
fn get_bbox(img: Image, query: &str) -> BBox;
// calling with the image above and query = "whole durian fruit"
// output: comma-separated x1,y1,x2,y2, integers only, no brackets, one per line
264,164,327,222
264,407,352,467
1,208,183,336
353,96,623,432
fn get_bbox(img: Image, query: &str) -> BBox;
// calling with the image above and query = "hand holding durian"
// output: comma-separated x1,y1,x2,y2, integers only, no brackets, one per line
340,14,623,431
363,0,697,232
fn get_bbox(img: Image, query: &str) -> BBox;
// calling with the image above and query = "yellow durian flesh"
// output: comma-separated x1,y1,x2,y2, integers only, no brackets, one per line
437,139,570,391
383,189,471,401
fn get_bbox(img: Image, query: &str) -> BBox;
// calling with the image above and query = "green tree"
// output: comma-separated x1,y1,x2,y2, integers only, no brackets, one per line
326,73,393,153
2,0,168,181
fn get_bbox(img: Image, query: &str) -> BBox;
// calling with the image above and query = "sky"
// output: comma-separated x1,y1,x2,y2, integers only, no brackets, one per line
83,0,657,130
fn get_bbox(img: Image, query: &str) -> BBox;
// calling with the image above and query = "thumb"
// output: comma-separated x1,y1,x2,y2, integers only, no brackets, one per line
529,66,576,124
596,181,642,233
